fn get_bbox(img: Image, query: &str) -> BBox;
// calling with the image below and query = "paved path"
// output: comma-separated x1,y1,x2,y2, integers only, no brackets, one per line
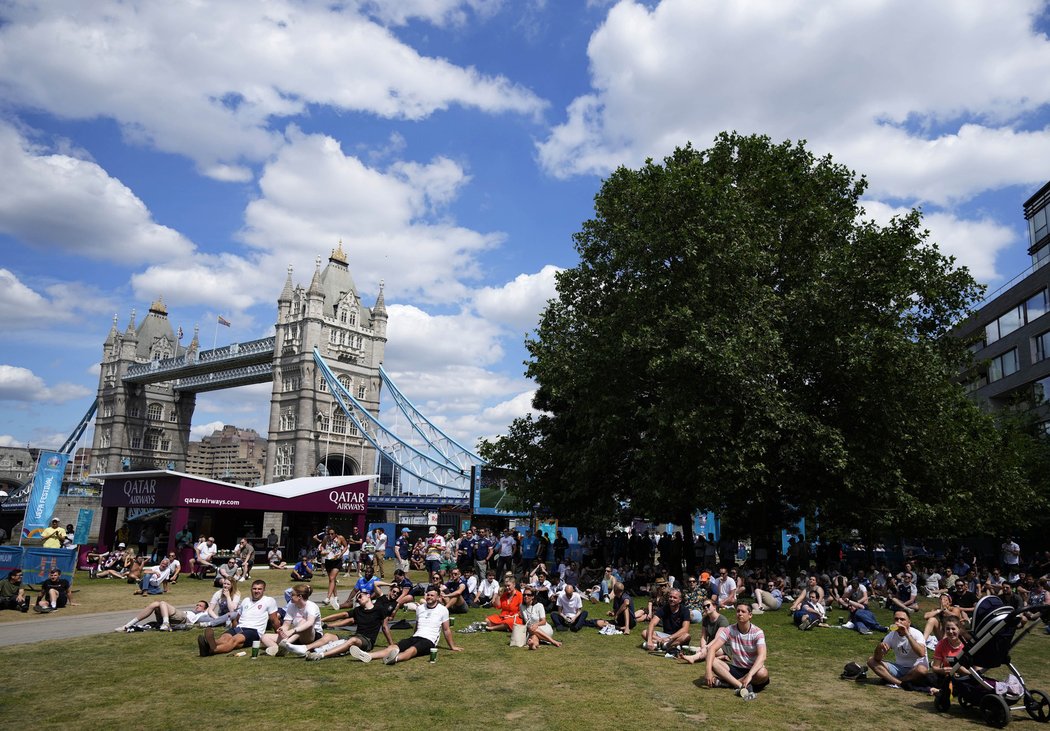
0,608,157,646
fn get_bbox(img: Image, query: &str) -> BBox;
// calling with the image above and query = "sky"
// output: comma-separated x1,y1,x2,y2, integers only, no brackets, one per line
2,0,1050,455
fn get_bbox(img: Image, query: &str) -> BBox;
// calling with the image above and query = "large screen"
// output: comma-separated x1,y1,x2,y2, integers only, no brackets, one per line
472,465,528,516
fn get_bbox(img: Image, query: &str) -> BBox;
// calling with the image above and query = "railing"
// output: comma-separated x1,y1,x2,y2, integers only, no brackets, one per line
125,337,276,379
173,363,273,392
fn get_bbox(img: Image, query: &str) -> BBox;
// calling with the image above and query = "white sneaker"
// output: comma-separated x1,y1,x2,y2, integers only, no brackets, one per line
330,596,341,610
843,621,855,630
305,651,324,661
265,644,280,656
114,625,130,632
383,647,400,665
283,642,307,657
159,623,171,632
349,645,372,663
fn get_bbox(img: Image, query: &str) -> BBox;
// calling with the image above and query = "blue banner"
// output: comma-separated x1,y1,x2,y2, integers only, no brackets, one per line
21,451,70,538
0,546,22,577
22,548,77,586
74,508,94,545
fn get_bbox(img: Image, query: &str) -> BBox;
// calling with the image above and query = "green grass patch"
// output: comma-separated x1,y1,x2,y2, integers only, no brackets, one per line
2,573,1049,730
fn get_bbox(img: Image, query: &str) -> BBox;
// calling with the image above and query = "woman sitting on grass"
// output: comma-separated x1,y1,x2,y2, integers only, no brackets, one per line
520,588,561,649
208,577,240,625
921,593,965,647
928,616,966,697
484,575,523,631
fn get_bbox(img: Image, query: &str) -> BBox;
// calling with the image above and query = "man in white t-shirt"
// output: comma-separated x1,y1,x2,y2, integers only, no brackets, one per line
373,527,388,579
135,558,172,596
263,583,322,655
550,584,588,631
709,566,738,609
351,588,462,664
198,579,279,657
192,537,219,579
866,609,929,688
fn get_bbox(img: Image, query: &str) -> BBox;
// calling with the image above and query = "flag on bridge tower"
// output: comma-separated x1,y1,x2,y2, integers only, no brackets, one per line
217,315,231,327
177,326,184,341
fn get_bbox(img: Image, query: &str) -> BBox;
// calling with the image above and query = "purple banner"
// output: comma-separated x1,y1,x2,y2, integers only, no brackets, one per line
101,474,369,514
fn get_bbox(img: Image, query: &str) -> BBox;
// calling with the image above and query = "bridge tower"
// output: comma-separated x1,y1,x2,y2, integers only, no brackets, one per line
90,299,196,475
266,243,387,482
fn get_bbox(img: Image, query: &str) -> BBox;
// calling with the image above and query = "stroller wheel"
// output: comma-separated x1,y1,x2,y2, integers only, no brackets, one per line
980,694,1011,728
1025,690,1050,723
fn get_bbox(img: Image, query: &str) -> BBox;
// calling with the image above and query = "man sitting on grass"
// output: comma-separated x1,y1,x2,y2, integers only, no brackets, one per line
642,588,691,652
198,579,279,657
287,591,395,660
34,569,72,613
348,588,462,664
262,584,322,655
703,601,769,701
865,609,929,689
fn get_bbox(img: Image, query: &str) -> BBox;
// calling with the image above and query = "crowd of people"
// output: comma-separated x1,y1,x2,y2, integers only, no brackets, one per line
5,523,1048,702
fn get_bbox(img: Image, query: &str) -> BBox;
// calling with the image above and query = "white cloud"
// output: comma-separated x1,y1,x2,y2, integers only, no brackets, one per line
357,0,502,27
0,268,50,324
190,420,228,441
538,0,1050,209
0,365,91,403
862,201,1018,284
473,265,561,334
0,123,195,263
0,435,21,447
0,1,543,178
241,130,504,304
386,304,505,369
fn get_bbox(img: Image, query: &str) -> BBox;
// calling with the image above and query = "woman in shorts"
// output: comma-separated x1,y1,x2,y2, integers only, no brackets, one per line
315,527,347,609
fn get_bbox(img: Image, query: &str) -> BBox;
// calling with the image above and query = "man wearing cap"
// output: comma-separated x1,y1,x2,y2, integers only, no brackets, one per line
425,526,444,575
41,519,66,548
394,528,412,573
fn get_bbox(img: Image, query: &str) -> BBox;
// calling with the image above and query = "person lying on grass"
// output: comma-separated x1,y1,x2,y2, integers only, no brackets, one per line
197,579,279,657
282,591,395,660
116,599,212,631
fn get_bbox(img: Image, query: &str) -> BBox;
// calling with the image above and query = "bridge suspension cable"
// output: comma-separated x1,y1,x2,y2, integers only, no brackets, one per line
313,349,471,496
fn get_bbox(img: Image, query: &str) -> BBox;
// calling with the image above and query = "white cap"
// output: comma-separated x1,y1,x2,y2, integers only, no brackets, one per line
428,526,437,534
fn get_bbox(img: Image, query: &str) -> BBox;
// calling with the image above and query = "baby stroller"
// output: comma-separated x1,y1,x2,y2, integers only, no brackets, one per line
934,594,1050,727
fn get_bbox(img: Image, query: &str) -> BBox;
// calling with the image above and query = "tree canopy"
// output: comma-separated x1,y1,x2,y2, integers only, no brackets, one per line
482,133,1046,542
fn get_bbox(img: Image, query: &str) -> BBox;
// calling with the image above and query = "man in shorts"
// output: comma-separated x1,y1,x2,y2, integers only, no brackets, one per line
866,609,929,689
198,579,279,656
349,588,462,664
704,601,769,700
34,569,70,613
191,536,218,579
293,591,396,660
116,599,212,631
643,588,691,651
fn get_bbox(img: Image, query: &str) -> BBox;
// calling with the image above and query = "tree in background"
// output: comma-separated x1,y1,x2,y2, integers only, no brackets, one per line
482,133,1046,545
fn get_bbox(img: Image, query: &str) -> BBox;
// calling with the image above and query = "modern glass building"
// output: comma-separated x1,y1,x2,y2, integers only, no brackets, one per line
954,181,1050,431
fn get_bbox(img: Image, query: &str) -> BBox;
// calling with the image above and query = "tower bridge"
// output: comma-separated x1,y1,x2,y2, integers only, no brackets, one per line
88,243,485,499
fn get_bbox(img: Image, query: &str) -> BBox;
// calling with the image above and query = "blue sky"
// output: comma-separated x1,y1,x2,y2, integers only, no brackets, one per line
2,0,1050,453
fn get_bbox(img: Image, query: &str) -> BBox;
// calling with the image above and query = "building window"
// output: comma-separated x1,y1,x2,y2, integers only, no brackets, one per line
279,409,297,431
1026,288,1048,323
1035,375,1050,404
1035,330,1050,363
357,385,366,399
100,429,111,448
146,428,164,451
103,401,113,418
340,309,347,323
318,377,327,392
338,375,353,393
95,458,106,473
275,445,294,478
282,368,301,392
347,421,359,437
130,432,143,449
988,348,1019,383
128,405,141,418
1034,244,1050,270
1030,205,1048,249
147,403,163,421
333,411,347,435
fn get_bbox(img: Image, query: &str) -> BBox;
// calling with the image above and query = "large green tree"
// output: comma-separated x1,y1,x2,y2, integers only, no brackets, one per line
484,133,1042,541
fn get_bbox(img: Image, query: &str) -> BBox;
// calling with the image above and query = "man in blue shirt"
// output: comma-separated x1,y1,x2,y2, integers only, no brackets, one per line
394,529,412,573
339,565,379,609
521,529,540,574
475,530,494,578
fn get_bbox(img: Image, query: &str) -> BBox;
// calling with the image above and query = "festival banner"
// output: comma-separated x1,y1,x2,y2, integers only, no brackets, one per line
74,508,94,545
21,451,70,538
0,546,22,576
21,547,77,585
